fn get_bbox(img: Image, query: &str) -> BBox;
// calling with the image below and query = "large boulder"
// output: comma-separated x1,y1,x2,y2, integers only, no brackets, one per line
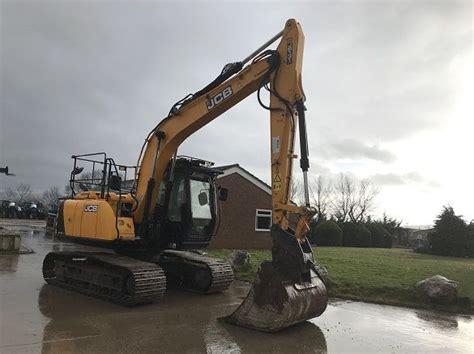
226,250,251,271
416,275,458,304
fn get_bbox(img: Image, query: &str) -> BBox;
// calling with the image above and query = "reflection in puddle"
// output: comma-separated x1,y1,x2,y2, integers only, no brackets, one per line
39,285,113,353
214,321,327,353
44,230,55,238
19,229,34,237
0,254,19,272
38,283,328,354
416,311,459,330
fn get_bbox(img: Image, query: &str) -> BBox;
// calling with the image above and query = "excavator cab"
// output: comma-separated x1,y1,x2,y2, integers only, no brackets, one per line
154,156,224,250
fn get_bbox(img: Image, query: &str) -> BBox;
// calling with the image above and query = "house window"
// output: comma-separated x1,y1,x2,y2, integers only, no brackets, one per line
255,209,272,231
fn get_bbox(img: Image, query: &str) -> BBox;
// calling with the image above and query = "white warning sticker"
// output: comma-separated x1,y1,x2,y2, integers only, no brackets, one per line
272,136,280,154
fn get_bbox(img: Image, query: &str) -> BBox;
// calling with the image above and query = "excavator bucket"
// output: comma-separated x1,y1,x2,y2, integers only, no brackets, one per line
223,226,328,332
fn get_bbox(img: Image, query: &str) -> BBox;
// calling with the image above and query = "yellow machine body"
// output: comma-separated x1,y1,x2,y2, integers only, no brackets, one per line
62,192,135,241
47,19,328,332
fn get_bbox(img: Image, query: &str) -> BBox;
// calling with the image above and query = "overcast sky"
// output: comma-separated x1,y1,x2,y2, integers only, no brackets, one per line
1,1,472,225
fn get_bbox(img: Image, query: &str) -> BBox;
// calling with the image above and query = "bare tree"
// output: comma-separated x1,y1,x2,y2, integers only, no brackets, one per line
332,174,355,223
42,186,63,207
289,178,303,204
5,188,15,201
348,179,378,223
64,184,72,197
332,174,378,223
5,183,33,203
309,175,332,222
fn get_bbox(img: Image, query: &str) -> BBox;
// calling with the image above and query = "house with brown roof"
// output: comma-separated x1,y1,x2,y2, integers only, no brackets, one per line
209,164,273,250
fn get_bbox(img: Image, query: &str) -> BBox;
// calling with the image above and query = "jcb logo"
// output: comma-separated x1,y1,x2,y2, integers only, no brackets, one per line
84,205,98,213
206,86,233,111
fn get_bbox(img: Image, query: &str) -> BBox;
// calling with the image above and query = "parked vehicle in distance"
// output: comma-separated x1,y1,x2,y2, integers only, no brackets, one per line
0,200,48,219
45,204,59,228
21,201,47,220
6,201,23,219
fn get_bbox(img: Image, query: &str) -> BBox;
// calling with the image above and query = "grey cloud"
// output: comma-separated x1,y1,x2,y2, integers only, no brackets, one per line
370,173,407,186
369,172,440,187
0,1,471,195
318,139,396,163
305,1,471,142
308,161,331,176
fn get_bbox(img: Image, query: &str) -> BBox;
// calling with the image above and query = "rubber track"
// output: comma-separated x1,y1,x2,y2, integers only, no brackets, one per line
160,250,234,293
43,251,166,306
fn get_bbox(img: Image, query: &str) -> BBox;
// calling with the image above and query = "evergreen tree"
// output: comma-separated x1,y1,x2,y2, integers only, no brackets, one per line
428,206,470,257
312,220,343,246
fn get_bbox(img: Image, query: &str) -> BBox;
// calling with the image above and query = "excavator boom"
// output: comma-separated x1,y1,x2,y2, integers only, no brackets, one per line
135,20,312,240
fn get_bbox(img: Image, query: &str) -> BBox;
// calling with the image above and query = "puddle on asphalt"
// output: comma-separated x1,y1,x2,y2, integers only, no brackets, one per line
0,255,19,272
0,221,472,353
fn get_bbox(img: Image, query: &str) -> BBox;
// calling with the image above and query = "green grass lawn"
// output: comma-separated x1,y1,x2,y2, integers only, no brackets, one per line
209,247,474,313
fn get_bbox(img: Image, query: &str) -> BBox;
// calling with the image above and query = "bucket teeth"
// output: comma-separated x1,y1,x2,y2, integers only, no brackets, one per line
222,261,328,332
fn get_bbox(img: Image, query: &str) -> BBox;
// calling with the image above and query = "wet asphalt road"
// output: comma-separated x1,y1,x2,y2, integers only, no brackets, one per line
0,219,472,353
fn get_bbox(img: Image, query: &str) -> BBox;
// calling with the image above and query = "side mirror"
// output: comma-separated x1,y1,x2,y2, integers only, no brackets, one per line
71,166,84,176
198,191,208,206
109,175,122,191
218,187,228,201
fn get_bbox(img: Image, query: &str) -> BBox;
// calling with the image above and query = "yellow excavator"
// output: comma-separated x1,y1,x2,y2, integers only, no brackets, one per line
43,19,327,332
